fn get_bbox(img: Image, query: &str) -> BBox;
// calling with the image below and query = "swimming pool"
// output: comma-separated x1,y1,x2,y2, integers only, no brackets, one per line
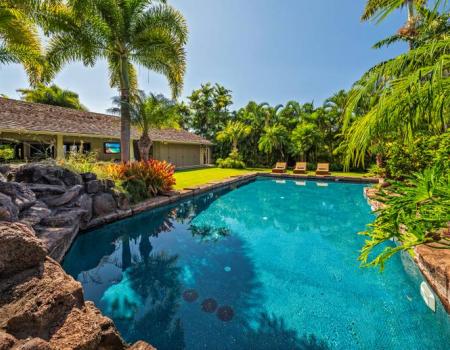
63,178,450,349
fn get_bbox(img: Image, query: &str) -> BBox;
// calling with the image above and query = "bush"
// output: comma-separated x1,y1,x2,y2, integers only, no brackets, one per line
122,178,148,204
385,132,449,179
59,150,98,174
115,160,176,198
216,150,246,169
367,164,386,178
0,145,14,161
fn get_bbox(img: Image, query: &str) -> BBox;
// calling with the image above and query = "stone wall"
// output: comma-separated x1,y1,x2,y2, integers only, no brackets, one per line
415,244,450,312
0,221,155,350
0,163,130,262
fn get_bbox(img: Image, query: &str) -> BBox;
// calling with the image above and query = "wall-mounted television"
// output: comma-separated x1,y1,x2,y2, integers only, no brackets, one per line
104,142,121,154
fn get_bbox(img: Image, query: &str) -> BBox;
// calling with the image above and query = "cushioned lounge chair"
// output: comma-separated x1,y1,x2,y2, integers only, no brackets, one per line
293,162,307,174
272,162,287,174
316,163,330,176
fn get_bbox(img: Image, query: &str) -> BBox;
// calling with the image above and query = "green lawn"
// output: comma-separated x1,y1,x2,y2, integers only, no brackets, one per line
174,167,267,189
174,167,369,190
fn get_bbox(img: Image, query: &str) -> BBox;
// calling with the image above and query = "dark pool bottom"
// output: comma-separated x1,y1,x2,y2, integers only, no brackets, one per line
63,178,450,350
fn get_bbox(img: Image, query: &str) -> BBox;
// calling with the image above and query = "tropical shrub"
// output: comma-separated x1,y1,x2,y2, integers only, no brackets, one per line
119,160,176,198
122,178,148,204
0,145,14,161
60,150,98,174
216,150,246,169
385,132,450,179
97,162,126,181
359,166,450,270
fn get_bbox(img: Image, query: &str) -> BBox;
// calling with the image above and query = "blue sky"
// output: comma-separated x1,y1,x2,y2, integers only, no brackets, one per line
0,0,408,113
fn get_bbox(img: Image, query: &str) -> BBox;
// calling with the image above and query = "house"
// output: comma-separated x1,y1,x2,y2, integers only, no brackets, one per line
0,98,212,168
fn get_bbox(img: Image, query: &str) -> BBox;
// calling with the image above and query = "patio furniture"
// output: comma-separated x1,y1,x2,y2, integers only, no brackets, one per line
316,163,331,176
272,162,287,173
293,162,307,174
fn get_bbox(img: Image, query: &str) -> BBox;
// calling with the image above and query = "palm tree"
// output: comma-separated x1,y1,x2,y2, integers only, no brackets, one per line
258,124,288,160
260,103,283,128
109,91,179,161
216,121,251,154
342,37,449,168
290,122,321,162
361,0,426,48
47,0,187,162
0,0,45,84
18,84,87,110
373,6,450,49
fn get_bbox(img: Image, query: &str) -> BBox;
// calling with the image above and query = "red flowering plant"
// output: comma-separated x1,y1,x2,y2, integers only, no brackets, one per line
120,160,176,200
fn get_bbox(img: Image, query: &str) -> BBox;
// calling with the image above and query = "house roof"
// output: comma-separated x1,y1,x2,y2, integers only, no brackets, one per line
0,97,212,145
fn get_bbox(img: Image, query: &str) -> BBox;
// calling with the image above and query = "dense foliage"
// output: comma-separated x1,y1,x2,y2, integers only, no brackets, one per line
352,0,450,267
181,88,353,169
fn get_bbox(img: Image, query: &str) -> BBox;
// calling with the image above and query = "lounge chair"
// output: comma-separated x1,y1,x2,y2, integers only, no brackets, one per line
316,163,330,176
293,162,307,174
272,162,287,174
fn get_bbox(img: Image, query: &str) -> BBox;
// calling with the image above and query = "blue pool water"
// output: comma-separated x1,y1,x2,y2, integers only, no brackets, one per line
63,178,450,349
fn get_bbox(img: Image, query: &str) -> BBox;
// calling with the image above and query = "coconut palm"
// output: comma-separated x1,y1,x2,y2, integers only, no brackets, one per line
18,84,87,110
373,5,450,49
361,0,429,48
0,0,45,84
216,121,251,154
47,0,187,162
110,91,179,161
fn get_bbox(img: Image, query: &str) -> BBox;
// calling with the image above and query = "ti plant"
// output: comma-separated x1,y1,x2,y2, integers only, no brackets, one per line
359,166,450,270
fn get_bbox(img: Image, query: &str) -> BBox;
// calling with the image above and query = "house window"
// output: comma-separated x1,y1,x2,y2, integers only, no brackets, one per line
104,142,121,154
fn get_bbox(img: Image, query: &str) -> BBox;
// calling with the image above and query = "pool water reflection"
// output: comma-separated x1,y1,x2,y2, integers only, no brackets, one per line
63,178,450,349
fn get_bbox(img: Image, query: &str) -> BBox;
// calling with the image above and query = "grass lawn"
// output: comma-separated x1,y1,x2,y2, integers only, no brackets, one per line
174,167,267,189
174,167,369,190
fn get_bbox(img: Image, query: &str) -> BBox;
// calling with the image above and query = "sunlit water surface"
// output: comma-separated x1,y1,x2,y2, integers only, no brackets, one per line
63,178,450,349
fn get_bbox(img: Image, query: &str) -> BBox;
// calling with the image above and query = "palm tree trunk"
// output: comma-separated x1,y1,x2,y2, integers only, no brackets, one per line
232,139,238,153
406,0,414,22
407,0,415,50
376,153,383,168
119,56,131,163
139,130,152,162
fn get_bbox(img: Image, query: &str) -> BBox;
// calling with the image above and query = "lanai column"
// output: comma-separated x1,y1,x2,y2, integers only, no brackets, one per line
55,134,64,160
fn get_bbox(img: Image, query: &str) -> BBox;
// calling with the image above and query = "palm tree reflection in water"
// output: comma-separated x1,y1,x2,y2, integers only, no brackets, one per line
69,186,330,350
